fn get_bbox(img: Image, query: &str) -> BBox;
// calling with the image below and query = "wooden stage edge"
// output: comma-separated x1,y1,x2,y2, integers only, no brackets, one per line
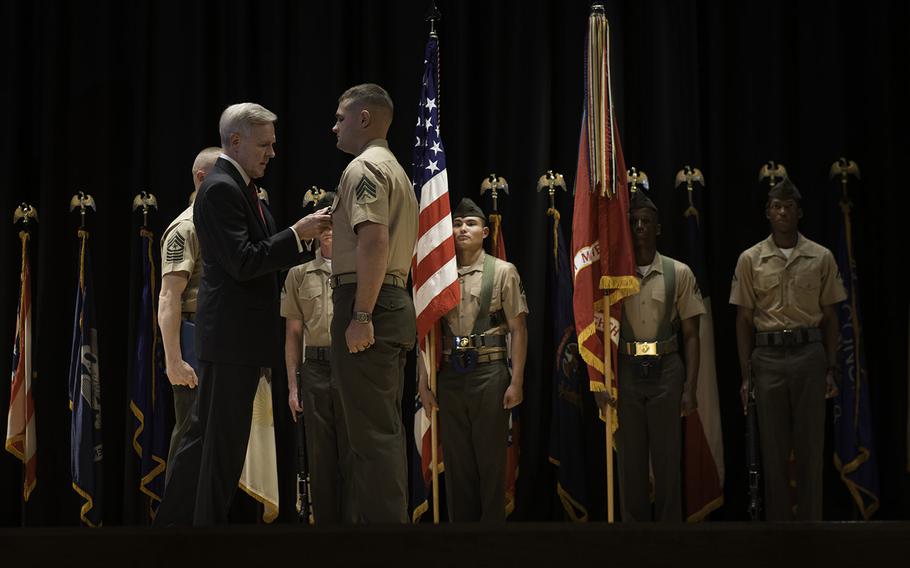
2,522,908,567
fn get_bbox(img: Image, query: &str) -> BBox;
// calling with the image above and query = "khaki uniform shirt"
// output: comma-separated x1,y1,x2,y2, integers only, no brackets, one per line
443,251,529,355
331,139,418,282
160,205,201,313
729,233,847,332
281,250,333,348
623,252,705,341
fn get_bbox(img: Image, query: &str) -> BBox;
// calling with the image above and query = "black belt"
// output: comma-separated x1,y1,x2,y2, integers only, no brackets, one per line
619,339,678,357
305,346,332,361
755,327,822,347
329,273,406,289
447,333,507,351
442,351,507,365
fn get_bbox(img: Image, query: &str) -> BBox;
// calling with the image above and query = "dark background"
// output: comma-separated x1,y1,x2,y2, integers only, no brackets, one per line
1,0,908,525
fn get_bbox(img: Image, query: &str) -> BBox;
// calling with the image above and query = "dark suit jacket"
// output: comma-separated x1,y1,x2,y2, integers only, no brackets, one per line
194,157,309,367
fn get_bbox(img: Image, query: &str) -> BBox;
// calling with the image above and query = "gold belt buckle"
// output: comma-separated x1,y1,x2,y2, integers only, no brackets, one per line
634,342,657,356
455,335,475,351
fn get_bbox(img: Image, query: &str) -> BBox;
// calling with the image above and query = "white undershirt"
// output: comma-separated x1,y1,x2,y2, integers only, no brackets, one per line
779,247,794,260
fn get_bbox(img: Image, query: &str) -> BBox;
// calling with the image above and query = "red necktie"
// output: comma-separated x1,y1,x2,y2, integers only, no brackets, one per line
249,182,266,225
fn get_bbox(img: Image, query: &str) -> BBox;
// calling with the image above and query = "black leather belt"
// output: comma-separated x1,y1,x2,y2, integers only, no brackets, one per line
329,273,406,289
447,334,507,351
619,339,678,357
755,327,822,347
305,346,332,361
442,351,507,365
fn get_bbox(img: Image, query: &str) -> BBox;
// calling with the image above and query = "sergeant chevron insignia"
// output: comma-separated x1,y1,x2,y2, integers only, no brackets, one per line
166,231,186,262
355,175,378,204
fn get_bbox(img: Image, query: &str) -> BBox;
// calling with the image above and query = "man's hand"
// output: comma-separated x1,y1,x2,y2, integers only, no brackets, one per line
288,380,303,423
418,382,438,419
345,319,374,353
503,383,523,410
680,384,697,417
593,390,615,414
825,368,839,399
293,207,332,240
165,359,198,388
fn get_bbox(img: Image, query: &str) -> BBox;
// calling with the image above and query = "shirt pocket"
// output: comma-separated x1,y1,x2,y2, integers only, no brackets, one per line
297,280,323,327
754,274,781,311
792,273,821,310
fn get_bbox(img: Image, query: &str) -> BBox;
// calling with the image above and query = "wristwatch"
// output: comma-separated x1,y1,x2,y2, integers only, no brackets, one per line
353,311,372,324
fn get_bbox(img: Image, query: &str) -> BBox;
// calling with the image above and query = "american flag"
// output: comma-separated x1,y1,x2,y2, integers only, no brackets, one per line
409,32,458,522
6,231,37,502
411,34,459,349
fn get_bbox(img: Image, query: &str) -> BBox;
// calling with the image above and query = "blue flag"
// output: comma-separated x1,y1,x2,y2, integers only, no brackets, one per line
546,207,589,521
129,228,171,520
832,196,879,519
69,229,104,527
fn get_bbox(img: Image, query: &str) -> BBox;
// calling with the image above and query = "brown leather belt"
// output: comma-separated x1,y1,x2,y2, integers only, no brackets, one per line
755,327,822,347
442,351,507,365
619,339,678,357
329,273,406,289
305,346,332,361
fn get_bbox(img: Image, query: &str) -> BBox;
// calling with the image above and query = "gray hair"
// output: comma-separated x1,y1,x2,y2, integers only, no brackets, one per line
218,103,278,147
191,146,222,176
339,84,394,116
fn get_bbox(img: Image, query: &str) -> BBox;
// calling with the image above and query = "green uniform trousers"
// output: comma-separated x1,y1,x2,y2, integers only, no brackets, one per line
438,359,511,522
300,359,349,524
617,352,684,522
166,385,195,489
331,284,415,524
752,341,827,521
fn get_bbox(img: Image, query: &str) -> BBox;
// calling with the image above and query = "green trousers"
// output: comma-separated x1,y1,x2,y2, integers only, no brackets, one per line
752,342,827,521
437,359,510,522
331,284,415,524
299,359,349,524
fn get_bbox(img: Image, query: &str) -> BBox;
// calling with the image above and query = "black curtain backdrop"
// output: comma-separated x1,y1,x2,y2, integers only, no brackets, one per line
1,0,908,526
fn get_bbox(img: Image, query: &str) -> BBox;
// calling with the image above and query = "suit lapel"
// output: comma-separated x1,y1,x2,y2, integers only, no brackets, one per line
215,158,270,236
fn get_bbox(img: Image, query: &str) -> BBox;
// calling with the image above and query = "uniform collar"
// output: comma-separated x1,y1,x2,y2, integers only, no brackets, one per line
311,249,332,272
361,138,389,153
218,153,251,187
638,251,663,278
759,233,813,260
458,250,486,276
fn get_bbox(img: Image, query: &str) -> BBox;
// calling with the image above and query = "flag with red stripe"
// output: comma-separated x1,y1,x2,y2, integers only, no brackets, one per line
572,6,638,404
412,34,459,350
409,31,459,522
6,230,37,501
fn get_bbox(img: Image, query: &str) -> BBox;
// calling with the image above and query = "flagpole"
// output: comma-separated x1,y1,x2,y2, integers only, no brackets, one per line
428,327,440,523
602,295,614,523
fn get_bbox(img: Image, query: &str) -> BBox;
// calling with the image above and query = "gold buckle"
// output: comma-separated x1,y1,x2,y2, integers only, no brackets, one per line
634,342,658,356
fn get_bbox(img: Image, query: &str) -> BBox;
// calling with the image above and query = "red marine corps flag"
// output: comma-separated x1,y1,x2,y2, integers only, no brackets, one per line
571,2,638,521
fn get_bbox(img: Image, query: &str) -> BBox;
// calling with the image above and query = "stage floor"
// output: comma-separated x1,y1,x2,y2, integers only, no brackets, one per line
3,522,909,567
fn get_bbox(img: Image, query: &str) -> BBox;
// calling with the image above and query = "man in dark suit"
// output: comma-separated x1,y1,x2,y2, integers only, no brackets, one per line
156,102,331,525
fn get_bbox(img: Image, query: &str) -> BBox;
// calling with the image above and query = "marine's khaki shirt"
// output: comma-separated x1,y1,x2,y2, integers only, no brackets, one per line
729,233,846,332
623,252,705,341
281,250,333,348
331,139,418,282
442,251,529,356
160,204,201,313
